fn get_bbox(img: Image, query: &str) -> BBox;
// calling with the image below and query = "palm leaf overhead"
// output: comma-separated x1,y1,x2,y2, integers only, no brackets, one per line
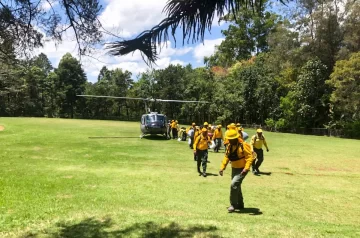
106,0,289,65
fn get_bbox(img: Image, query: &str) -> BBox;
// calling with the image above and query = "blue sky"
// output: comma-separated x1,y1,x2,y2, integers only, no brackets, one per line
36,0,292,82
36,0,231,83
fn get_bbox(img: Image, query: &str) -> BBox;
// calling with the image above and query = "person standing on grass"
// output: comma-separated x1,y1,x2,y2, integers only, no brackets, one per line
171,120,178,139
194,128,211,177
250,129,269,175
212,125,223,152
187,122,196,149
219,129,254,213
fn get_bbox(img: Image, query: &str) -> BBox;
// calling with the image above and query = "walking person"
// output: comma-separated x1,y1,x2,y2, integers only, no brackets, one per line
219,129,254,212
212,125,223,152
250,129,269,175
194,128,211,177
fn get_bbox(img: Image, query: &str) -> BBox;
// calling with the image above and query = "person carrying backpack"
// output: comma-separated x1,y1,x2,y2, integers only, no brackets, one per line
212,125,223,152
194,128,211,177
219,129,254,213
250,129,269,175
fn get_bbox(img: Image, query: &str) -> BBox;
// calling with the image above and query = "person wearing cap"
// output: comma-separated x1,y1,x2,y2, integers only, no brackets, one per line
219,129,254,212
212,125,224,152
194,127,211,177
171,120,178,139
250,129,269,175
236,123,244,140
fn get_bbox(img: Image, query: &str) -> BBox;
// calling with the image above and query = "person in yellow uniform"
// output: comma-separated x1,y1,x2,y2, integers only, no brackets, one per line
236,123,244,140
194,128,211,177
250,129,269,175
171,120,178,139
193,126,201,160
223,123,237,150
219,129,254,212
212,125,224,152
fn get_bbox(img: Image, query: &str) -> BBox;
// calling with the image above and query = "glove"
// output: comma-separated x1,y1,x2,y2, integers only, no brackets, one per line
219,170,223,176
240,169,249,176
193,151,197,155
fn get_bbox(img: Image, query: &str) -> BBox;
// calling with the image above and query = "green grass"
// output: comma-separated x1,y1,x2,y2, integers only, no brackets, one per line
0,118,359,238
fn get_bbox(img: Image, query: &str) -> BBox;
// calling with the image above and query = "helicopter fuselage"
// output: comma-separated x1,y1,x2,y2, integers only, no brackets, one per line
140,112,168,137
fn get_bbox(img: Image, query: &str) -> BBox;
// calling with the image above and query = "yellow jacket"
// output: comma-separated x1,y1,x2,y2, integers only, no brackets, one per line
212,128,223,140
220,141,254,170
194,134,211,151
251,135,268,150
194,129,200,140
171,122,177,129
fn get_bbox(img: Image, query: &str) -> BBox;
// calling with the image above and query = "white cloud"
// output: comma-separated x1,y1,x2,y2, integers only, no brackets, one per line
33,1,229,82
193,38,224,63
40,0,58,11
35,36,193,83
99,0,167,38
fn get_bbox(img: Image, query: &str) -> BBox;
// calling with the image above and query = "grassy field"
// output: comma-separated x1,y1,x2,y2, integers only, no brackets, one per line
0,118,359,238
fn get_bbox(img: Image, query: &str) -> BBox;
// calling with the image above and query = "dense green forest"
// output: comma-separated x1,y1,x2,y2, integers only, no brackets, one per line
1,0,360,138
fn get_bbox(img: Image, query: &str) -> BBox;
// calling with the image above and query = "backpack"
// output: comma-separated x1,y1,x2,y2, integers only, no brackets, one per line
227,141,251,162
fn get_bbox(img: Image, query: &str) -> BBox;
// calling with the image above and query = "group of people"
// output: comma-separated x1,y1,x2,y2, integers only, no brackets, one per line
174,121,270,213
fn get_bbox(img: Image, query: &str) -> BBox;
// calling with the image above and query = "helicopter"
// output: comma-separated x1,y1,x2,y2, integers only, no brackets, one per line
77,95,208,138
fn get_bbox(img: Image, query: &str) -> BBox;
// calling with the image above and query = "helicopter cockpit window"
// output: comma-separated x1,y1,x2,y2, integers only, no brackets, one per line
146,115,156,123
156,115,165,123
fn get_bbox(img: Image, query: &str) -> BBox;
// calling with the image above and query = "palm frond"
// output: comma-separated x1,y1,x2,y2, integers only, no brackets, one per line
106,0,290,65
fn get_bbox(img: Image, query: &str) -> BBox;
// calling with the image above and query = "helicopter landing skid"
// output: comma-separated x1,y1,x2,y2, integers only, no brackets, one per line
140,134,146,139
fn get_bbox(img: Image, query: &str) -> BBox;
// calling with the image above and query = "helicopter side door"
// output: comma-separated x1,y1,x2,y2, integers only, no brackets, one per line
140,115,146,134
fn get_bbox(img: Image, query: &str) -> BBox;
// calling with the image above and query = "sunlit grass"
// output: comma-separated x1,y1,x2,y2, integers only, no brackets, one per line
0,118,359,237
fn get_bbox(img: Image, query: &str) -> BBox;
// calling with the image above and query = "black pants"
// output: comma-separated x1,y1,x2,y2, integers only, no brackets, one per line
214,138,222,152
252,148,264,171
190,136,194,148
172,128,177,139
230,168,246,208
196,149,208,173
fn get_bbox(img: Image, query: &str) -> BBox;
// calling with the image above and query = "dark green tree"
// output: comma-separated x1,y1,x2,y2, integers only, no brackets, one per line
56,53,87,118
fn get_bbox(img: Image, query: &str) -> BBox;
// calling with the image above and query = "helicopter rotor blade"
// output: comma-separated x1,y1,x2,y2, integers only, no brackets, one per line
156,99,209,103
77,95,148,100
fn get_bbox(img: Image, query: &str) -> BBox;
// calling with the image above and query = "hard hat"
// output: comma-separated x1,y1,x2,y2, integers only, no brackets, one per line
203,122,209,126
217,124,222,128
171,120,174,122
175,120,178,123
229,123,236,129
257,129,263,133
201,128,208,132
195,126,200,129
236,123,241,127
226,130,239,140
192,122,196,126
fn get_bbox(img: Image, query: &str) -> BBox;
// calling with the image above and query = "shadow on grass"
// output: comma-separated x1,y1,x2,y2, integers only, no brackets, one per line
258,172,272,176
23,218,220,238
142,135,170,141
205,172,219,177
235,208,263,216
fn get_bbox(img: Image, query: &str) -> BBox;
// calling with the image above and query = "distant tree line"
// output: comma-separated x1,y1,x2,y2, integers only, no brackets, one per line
1,0,360,138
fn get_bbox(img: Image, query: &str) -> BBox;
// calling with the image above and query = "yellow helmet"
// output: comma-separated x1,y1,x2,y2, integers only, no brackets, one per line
192,122,196,126
225,129,239,139
217,124,222,128
236,123,241,127
175,120,178,123
229,123,236,130
203,122,209,126
257,129,263,133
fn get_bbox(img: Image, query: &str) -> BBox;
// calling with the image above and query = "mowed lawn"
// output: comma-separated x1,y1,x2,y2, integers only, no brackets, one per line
0,118,359,238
